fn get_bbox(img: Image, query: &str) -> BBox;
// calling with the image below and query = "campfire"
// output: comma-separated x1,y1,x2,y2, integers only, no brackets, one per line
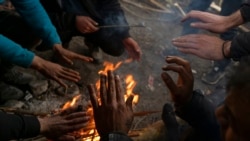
61,61,140,140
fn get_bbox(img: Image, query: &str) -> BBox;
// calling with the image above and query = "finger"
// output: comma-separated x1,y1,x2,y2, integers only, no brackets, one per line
190,22,211,30
52,76,68,88
181,10,204,22
126,95,134,112
58,72,80,82
62,55,73,65
54,135,75,141
88,23,99,32
161,72,178,94
100,74,108,106
65,112,90,121
87,84,99,110
162,64,191,84
165,56,191,71
115,75,125,104
62,67,80,76
177,47,204,58
63,122,89,133
107,70,116,104
70,53,93,62
60,105,78,115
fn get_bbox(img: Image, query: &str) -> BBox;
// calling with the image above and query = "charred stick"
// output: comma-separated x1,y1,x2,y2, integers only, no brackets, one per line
98,24,145,28
133,110,161,116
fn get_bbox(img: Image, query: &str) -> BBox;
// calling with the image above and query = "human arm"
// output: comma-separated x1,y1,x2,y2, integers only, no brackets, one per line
87,71,133,141
161,56,220,140
182,10,244,33
172,34,226,60
0,107,90,141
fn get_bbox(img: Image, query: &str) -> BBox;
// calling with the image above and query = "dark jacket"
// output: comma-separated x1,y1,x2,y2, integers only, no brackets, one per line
230,1,250,60
0,112,40,140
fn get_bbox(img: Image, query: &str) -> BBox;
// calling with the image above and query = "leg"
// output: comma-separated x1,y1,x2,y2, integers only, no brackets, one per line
182,0,213,35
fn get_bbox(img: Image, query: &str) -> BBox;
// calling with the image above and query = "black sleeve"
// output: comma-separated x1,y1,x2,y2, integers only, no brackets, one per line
175,90,221,141
0,112,40,140
230,32,250,61
240,2,250,22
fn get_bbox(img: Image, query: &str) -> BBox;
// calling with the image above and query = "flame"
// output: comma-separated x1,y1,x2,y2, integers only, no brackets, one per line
61,61,139,140
125,75,139,104
62,95,81,110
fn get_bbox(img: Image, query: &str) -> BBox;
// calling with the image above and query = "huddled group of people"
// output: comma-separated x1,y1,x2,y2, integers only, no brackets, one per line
1,0,250,141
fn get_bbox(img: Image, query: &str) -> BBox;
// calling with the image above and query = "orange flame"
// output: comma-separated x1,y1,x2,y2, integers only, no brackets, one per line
125,75,139,104
61,61,139,140
62,95,81,110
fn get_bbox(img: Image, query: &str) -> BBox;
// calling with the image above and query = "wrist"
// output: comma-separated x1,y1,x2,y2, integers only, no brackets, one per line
30,56,45,71
37,117,47,135
226,10,244,28
222,41,231,59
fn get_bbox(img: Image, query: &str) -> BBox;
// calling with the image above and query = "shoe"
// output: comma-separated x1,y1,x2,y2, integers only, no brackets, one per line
0,82,24,104
201,67,225,85
85,40,103,64
162,103,180,141
1,68,35,85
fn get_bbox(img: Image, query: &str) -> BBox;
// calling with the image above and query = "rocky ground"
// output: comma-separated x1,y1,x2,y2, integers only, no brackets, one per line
1,0,231,141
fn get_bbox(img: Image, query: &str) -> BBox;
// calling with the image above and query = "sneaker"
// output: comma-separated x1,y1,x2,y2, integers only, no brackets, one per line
0,82,24,104
201,67,225,85
1,68,35,85
85,40,103,64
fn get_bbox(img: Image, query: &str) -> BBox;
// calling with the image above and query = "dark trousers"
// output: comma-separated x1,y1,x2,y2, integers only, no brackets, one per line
40,1,128,57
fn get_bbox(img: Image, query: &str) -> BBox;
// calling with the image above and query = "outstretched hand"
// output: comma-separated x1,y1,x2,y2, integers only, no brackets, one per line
123,37,142,61
38,106,90,140
87,71,134,137
161,56,194,105
182,10,231,33
53,44,93,65
76,16,99,33
172,34,229,60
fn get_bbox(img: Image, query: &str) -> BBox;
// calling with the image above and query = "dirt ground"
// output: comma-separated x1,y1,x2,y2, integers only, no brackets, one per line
2,0,229,140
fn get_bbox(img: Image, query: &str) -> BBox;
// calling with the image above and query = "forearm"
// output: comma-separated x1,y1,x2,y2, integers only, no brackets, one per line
225,10,244,29
11,0,61,47
0,112,40,140
175,90,220,140
0,34,35,67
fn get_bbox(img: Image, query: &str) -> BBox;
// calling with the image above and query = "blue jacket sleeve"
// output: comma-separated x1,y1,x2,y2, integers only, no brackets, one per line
10,0,61,47
175,91,221,141
0,35,35,67
0,112,40,140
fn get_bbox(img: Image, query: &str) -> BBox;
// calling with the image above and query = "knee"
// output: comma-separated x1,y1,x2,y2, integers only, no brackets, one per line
100,40,125,57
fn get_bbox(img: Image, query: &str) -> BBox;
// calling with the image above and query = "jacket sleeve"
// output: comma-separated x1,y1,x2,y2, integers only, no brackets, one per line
10,0,61,47
240,2,250,22
0,34,35,67
175,90,221,141
230,32,250,61
0,112,40,140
